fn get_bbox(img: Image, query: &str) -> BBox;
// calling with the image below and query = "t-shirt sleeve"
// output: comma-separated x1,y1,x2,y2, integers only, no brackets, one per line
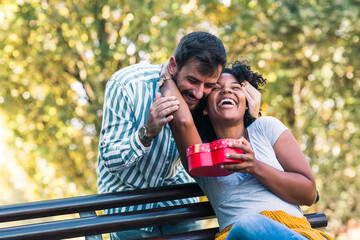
262,116,288,147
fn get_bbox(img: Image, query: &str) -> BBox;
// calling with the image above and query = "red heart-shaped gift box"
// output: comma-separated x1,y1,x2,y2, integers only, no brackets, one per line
186,139,244,177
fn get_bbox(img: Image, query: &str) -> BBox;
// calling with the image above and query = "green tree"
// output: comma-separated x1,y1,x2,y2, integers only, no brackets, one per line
0,0,359,238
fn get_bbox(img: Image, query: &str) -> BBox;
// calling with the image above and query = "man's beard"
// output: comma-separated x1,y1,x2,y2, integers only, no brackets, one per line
172,71,200,104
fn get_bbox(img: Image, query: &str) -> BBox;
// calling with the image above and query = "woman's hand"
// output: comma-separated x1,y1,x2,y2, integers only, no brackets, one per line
242,81,261,118
221,137,259,174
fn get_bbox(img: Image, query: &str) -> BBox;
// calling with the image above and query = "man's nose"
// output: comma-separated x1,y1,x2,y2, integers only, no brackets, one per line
193,85,204,99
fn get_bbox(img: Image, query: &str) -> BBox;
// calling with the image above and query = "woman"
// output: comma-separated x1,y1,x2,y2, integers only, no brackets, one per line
160,60,332,240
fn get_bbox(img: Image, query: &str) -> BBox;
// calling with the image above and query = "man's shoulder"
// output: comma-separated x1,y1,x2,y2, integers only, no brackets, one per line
109,62,161,85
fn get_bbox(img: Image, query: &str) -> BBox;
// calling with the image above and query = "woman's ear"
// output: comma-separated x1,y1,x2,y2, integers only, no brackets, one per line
168,56,178,76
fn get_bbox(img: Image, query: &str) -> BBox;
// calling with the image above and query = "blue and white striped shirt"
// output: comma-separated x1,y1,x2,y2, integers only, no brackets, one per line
97,63,198,231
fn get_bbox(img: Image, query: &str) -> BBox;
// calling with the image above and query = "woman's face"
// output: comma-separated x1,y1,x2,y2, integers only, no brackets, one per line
206,73,247,126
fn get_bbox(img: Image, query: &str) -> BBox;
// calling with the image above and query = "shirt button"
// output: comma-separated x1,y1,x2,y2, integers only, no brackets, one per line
159,177,163,181
171,138,174,141
165,161,169,164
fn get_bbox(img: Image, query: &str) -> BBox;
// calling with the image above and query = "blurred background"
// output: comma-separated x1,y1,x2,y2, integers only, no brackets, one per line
0,0,359,239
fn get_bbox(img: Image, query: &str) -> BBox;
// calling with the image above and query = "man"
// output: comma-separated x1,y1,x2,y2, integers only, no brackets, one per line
97,31,227,239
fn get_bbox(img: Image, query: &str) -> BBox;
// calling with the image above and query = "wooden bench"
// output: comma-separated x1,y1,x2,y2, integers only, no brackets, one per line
0,183,327,240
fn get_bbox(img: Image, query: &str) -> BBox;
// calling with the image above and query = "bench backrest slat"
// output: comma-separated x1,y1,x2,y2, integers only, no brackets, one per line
0,183,202,222
0,183,328,240
0,202,215,240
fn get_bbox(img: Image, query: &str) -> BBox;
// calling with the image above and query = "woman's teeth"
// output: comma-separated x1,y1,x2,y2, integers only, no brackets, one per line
218,98,236,106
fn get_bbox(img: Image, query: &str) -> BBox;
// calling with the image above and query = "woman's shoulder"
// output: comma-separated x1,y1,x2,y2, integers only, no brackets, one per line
248,116,288,142
250,116,285,127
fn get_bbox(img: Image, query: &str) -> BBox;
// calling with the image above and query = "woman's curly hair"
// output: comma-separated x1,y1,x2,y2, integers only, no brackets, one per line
192,60,267,143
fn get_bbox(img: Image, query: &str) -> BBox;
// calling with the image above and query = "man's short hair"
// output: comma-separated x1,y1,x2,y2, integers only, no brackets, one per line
174,31,226,78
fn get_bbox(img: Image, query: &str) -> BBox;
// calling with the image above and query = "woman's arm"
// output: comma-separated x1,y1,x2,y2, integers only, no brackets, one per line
160,78,202,172
223,131,317,206
253,130,316,205
271,130,317,205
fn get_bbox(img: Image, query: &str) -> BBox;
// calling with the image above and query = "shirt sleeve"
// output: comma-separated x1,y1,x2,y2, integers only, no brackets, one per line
98,80,149,174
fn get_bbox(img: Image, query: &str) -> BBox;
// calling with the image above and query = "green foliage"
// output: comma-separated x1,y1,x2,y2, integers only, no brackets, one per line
0,0,359,237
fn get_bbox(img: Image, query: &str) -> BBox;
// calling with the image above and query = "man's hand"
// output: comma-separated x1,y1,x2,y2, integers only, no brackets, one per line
242,81,261,118
145,92,179,139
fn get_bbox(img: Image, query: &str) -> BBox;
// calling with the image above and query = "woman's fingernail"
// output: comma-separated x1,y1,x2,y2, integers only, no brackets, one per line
225,154,230,158
228,143,233,147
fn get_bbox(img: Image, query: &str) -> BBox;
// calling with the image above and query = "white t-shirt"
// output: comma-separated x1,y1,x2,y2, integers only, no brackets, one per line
194,116,303,231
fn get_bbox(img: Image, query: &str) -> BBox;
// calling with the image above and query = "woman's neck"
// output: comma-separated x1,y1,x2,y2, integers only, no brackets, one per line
213,123,247,140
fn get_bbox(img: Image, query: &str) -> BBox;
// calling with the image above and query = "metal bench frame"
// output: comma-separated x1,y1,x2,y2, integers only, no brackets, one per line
0,183,327,240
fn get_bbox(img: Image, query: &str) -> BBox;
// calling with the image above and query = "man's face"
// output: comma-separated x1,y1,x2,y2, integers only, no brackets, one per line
173,60,222,110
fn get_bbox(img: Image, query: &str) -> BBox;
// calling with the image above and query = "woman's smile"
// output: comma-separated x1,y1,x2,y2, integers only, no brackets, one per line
207,73,246,122
217,97,237,107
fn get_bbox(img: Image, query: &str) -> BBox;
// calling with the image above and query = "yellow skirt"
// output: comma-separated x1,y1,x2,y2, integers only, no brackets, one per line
215,210,333,240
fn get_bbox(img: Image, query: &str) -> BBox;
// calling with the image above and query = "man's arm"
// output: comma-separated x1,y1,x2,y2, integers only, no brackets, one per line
98,81,147,173
138,92,179,147
99,80,179,174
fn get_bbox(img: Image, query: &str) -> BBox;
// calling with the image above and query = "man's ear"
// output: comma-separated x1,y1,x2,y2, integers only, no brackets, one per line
168,56,178,76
